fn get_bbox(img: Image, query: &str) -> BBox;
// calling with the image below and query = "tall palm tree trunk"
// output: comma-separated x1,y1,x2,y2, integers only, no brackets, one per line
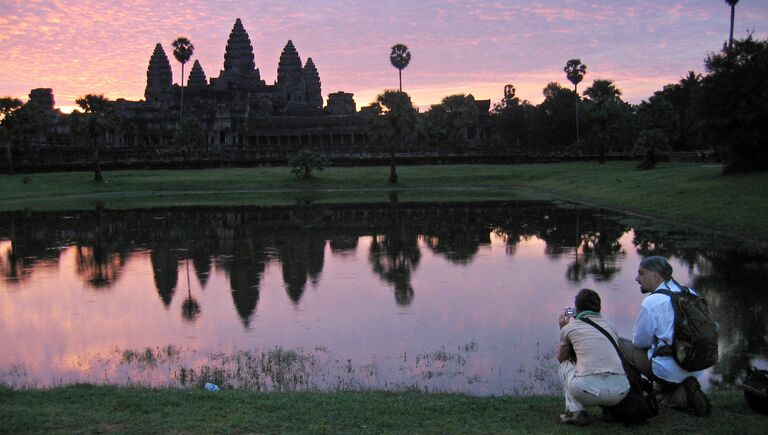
574,85,580,146
729,4,736,51
93,142,103,182
180,64,185,122
398,69,403,92
389,132,400,184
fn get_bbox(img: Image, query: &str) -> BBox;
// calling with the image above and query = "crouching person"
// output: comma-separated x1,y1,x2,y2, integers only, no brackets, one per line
619,256,711,416
557,288,630,426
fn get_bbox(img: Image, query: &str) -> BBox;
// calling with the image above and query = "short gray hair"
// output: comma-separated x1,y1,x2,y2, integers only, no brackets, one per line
639,256,673,280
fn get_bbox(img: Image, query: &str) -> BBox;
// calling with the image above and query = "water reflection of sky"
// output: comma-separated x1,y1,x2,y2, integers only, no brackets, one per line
1,204,765,394
0,230,670,394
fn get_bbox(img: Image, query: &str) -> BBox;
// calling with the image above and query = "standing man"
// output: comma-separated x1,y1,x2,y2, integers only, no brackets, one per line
619,256,711,416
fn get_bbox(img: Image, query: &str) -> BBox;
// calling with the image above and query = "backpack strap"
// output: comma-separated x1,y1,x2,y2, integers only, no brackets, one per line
651,286,682,353
579,317,625,364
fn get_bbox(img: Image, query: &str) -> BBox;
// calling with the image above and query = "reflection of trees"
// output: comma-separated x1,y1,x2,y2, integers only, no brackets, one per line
424,228,489,265
329,235,358,257
369,234,420,305
74,245,126,288
565,218,628,283
687,251,768,384
0,213,62,283
276,233,325,304
492,206,628,283
368,194,421,305
538,211,585,258
150,247,178,307
181,261,201,322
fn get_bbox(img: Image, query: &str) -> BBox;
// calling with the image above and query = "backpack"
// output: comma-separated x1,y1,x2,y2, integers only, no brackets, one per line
604,360,658,425
654,284,719,372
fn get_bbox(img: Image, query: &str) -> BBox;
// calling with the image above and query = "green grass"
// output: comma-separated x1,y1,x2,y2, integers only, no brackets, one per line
0,384,763,434
2,162,767,242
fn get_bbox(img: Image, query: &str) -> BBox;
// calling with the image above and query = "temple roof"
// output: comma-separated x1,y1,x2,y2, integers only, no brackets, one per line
277,40,303,86
303,57,322,109
223,18,256,74
145,43,172,100
187,60,207,89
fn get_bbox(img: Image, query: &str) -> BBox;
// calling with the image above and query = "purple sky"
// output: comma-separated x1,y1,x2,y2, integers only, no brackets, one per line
1,0,766,112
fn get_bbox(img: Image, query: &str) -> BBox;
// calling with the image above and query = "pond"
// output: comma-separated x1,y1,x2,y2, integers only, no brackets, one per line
1,200,767,395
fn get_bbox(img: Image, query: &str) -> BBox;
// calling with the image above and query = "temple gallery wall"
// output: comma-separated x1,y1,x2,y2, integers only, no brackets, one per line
9,18,493,170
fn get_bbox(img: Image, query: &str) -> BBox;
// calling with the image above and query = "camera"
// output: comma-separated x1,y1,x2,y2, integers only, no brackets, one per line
564,307,575,317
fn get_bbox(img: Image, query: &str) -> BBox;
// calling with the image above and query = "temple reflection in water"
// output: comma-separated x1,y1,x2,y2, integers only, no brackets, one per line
1,201,766,392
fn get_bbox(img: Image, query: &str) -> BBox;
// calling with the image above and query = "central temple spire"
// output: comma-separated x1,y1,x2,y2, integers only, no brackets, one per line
145,43,172,103
223,18,256,75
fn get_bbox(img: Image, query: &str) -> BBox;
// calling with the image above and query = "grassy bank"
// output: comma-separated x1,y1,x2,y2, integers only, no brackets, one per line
2,162,767,241
0,385,763,434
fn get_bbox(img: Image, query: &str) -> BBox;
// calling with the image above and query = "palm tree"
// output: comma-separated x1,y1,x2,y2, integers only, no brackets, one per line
373,90,417,184
724,0,739,52
75,94,111,182
389,44,411,92
564,59,587,146
0,97,23,174
172,37,195,122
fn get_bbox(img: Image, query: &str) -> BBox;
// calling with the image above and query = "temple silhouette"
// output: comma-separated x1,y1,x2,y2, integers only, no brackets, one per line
146,19,328,115
13,18,493,169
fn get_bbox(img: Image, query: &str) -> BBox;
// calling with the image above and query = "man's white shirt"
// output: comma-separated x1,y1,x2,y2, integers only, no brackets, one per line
632,280,705,383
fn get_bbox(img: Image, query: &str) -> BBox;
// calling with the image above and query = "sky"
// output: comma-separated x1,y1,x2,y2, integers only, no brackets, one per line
1,0,766,113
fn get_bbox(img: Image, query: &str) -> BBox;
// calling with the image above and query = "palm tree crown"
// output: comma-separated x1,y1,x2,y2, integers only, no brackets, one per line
564,59,587,88
389,44,411,92
75,94,109,114
172,37,195,76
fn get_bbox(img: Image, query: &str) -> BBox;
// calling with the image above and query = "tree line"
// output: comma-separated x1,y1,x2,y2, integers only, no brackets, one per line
2,35,766,180
372,35,767,174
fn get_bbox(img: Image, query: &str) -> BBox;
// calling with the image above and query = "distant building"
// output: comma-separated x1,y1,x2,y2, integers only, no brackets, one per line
9,18,494,169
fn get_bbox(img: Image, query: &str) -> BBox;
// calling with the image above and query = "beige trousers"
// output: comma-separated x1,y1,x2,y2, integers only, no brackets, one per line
559,360,630,412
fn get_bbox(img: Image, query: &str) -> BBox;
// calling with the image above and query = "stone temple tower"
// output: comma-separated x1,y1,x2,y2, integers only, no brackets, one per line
212,18,262,89
303,58,322,109
277,40,306,104
145,43,172,104
187,60,207,90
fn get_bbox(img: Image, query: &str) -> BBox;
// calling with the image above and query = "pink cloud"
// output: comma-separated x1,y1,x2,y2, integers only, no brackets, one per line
0,0,766,110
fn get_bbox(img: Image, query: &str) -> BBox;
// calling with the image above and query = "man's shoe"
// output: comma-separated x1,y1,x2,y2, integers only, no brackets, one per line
558,410,589,426
683,377,711,417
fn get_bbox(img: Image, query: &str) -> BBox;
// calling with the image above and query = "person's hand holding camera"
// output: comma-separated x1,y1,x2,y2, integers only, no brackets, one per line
559,307,574,329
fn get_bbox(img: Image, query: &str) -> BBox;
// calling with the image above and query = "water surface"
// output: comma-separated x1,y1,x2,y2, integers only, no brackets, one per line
1,201,766,394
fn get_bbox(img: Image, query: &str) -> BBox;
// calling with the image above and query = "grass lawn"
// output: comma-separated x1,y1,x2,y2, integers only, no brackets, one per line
2,162,767,243
1,385,764,434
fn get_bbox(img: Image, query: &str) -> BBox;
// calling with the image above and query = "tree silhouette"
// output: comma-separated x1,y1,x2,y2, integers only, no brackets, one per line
181,260,201,322
74,94,111,182
1,97,26,174
724,0,739,52
564,59,587,146
439,94,479,148
172,37,195,122
583,79,627,163
389,44,411,92
701,35,768,172
371,90,417,184
502,84,517,108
